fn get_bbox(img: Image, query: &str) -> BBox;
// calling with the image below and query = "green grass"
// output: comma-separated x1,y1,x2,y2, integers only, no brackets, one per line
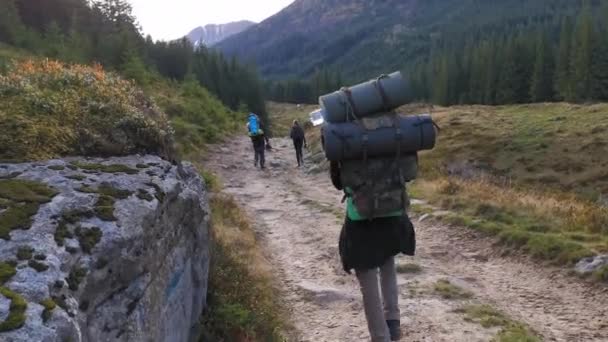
433,279,473,300
396,263,423,274
16,246,33,261
66,266,87,291
0,287,27,332
71,162,139,175
456,304,540,342
0,179,58,240
40,298,56,322
74,227,103,254
0,262,17,285
28,259,49,272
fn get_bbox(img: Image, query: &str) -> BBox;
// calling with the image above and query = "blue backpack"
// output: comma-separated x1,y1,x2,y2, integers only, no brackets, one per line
248,114,261,136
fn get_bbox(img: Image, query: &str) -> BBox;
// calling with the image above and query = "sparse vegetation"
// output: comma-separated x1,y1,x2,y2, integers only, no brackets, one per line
200,193,286,341
396,263,423,274
0,287,27,332
16,246,33,260
28,259,49,272
0,179,57,240
71,162,139,175
0,262,17,284
40,298,57,322
75,227,103,254
66,266,88,291
433,279,473,300
456,304,540,342
0,60,174,162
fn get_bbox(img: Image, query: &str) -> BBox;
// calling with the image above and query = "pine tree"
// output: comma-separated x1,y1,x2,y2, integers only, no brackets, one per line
590,3,608,100
530,31,555,102
570,3,594,102
0,0,26,45
555,17,573,101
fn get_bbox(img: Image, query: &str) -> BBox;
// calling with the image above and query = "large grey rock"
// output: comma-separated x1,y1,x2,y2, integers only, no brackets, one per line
0,156,210,342
575,255,608,275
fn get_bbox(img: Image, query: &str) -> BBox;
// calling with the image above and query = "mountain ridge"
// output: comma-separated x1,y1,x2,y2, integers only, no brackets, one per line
186,20,255,47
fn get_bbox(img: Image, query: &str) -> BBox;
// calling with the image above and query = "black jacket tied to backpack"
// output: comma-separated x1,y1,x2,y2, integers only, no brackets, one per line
331,161,416,273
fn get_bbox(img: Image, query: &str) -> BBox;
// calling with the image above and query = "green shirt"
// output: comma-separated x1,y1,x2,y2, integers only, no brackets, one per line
345,188,404,221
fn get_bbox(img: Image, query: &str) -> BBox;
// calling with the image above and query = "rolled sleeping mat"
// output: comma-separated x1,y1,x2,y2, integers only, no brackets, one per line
322,114,436,161
340,154,418,186
319,71,411,123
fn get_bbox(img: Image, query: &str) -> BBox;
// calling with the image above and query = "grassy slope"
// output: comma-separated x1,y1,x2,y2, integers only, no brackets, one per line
403,103,608,274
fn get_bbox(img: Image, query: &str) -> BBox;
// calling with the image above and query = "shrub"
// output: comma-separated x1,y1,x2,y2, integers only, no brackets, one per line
0,60,174,161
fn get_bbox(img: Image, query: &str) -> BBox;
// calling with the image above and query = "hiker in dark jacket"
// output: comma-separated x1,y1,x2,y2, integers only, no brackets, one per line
330,161,415,342
247,118,270,169
289,120,307,167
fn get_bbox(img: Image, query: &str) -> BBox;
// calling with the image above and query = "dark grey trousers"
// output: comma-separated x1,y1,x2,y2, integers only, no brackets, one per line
355,257,400,342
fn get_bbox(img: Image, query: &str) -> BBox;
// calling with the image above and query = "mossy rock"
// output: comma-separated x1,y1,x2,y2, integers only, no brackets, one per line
0,287,27,332
0,179,58,240
34,254,47,261
40,298,56,322
95,196,117,221
66,266,88,291
136,163,149,169
75,226,103,254
66,174,86,181
54,220,74,247
16,246,34,260
61,209,95,225
0,262,17,285
137,189,154,202
70,162,139,175
0,203,40,240
0,179,58,203
47,165,65,171
28,259,49,272
145,182,166,202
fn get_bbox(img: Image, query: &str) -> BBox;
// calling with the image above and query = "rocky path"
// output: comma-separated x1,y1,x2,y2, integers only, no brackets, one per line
206,137,608,342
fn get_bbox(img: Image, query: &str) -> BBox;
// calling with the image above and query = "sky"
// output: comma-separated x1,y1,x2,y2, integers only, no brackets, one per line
128,0,295,41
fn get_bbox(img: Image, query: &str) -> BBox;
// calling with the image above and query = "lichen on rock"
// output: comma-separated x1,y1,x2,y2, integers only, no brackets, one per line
0,156,210,342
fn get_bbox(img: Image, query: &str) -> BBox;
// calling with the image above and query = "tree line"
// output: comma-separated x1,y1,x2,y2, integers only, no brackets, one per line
409,1,608,105
0,0,268,121
264,68,343,104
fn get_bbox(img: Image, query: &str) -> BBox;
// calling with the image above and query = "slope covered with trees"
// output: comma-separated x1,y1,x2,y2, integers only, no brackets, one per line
0,0,268,128
221,0,608,106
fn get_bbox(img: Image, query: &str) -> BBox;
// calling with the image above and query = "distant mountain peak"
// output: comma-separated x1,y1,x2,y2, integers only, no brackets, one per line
186,20,255,47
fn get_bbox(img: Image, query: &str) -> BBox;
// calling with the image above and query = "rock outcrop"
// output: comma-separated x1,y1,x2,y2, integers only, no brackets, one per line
0,156,210,342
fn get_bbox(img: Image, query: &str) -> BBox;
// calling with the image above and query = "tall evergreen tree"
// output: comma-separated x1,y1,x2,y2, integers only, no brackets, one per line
570,3,594,102
530,31,555,102
555,17,573,101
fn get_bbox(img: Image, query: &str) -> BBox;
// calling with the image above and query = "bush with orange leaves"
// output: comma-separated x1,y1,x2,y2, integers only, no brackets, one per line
0,60,174,161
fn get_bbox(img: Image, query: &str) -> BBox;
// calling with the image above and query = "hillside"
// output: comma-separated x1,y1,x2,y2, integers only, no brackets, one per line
186,20,255,47
217,0,601,83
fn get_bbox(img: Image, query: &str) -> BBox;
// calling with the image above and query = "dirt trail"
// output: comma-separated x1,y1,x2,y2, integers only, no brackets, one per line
206,137,608,342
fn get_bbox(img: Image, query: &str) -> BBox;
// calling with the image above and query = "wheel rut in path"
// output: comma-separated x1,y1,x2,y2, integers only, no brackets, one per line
206,137,608,342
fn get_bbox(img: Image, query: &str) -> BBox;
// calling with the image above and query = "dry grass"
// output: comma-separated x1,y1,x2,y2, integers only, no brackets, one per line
200,192,287,341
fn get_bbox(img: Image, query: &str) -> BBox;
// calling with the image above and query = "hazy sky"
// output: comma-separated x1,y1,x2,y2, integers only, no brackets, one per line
129,0,294,41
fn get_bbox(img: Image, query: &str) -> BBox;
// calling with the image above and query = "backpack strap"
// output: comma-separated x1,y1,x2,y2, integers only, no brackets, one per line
374,75,391,113
340,87,359,121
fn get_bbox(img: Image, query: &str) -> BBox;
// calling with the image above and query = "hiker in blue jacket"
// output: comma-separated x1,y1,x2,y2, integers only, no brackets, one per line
247,113,270,169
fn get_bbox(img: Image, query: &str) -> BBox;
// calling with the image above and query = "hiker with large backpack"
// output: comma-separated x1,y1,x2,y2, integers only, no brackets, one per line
320,72,437,342
289,120,307,167
247,113,270,169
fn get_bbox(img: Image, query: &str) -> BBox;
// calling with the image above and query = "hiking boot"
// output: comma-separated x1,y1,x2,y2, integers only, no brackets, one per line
386,320,401,341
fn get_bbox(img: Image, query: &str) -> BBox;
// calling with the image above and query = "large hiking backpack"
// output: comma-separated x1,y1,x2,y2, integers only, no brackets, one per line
334,113,422,218
248,113,261,136
318,70,437,219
